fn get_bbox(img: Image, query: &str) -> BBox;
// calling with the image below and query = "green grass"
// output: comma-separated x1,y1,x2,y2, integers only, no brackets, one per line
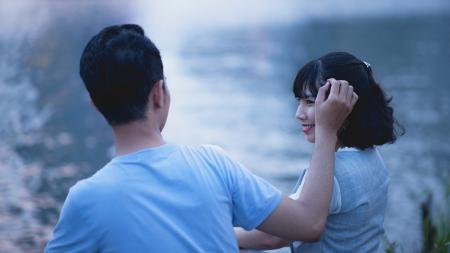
384,235,399,253
420,195,449,253
385,177,450,253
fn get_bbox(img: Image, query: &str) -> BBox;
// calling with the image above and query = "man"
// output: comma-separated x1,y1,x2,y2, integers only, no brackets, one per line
45,24,357,252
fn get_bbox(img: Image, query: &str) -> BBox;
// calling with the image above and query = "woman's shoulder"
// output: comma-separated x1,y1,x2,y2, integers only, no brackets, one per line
334,147,388,184
333,147,389,212
336,147,384,166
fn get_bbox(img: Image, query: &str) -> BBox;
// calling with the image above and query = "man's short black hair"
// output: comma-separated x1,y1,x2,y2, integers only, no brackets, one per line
293,52,404,149
80,24,164,126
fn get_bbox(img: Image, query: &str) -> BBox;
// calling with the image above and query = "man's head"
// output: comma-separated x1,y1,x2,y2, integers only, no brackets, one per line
80,24,166,127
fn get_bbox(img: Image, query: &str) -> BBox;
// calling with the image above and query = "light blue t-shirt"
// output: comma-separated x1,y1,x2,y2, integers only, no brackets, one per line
292,147,389,253
45,144,281,253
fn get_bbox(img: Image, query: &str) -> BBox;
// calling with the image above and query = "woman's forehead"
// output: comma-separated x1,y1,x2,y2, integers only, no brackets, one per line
303,89,313,96
300,86,316,98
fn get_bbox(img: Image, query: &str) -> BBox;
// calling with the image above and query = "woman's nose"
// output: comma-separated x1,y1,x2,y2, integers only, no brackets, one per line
295,105,305,120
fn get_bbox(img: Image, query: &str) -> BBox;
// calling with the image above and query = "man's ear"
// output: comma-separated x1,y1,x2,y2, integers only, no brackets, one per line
149,80,165,108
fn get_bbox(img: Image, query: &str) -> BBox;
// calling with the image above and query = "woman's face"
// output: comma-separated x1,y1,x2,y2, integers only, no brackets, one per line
295,91,316,143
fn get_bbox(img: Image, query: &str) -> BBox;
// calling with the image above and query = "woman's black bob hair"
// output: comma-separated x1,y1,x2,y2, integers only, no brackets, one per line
293,52,404,149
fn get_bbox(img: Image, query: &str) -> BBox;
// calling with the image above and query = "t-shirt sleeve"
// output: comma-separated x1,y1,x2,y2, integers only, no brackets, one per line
44,183,97,253
289,171,341,214
205,145,282,230
329,176,342,214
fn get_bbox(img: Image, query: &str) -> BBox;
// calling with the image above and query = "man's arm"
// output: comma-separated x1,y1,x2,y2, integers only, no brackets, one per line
255,79,357,241
236,173,343,250
45,186,97,253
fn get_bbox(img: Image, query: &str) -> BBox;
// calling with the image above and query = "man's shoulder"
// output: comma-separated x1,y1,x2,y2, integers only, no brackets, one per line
177,143,229,161
68,176,104,203
176,144,243,179
179,143,225,153
67,163,122,205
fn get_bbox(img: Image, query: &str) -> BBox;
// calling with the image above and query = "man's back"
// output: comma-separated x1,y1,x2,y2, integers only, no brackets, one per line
45,144,281,253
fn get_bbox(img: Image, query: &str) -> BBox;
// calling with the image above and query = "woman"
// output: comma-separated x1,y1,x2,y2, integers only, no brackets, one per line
236,52,404,252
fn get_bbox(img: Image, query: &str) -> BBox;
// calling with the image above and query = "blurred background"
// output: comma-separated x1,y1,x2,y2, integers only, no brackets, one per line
0,0,449,252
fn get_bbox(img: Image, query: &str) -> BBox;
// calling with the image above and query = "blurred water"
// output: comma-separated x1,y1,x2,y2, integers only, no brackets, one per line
1,1,449,252
164,13,450,253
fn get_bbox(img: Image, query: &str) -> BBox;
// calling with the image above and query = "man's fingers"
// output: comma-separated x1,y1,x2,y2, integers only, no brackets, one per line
338,81,349,100
316,81,331,103
346,85,354,102
328,78,340,98
351,92,359,107
324,79,353,105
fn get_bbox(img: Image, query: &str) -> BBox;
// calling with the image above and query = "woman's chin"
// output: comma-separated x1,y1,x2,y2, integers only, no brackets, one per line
304,136,315,143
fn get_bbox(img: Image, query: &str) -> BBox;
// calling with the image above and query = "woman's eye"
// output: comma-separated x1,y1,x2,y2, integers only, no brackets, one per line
306,99,315,105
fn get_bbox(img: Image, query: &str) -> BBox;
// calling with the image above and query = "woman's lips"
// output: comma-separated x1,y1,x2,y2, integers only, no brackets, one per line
302,124,315,133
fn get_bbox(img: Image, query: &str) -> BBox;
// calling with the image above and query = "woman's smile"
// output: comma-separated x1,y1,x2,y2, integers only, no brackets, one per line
302,124,315,133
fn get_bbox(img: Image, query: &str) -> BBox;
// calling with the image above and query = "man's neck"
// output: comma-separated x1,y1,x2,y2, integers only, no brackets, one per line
112,120,165,157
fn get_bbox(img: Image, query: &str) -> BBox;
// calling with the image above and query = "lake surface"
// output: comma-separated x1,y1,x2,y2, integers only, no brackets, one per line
1,1,449,252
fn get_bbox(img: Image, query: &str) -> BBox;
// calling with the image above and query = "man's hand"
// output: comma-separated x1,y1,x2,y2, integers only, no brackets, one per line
315,78,358,135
